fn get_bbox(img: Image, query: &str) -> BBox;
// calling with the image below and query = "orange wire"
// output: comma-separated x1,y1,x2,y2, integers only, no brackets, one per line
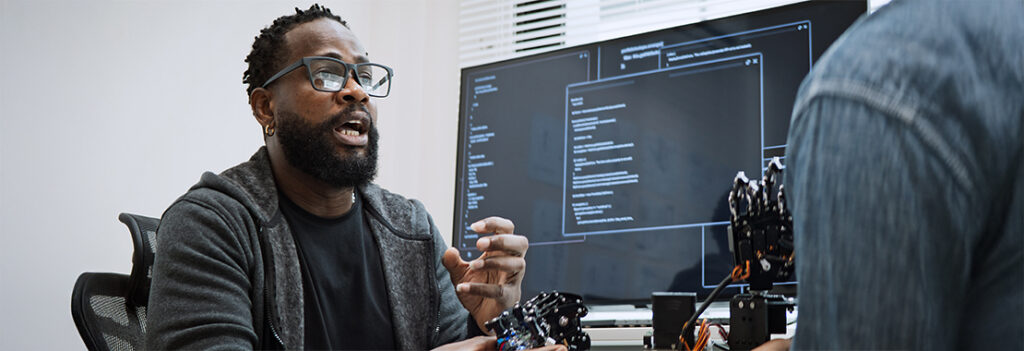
681,318,709,351
694,319,710,350
702,319,711,347
730,260,752,281
740,260,751,280
680,320,695,351
700,321,708,347
679,318,693,350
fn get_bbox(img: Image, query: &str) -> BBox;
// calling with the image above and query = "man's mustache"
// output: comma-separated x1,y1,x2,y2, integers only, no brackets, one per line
323,105,372,129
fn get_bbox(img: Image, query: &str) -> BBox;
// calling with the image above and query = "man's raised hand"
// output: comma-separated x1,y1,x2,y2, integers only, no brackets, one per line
442,216,528,333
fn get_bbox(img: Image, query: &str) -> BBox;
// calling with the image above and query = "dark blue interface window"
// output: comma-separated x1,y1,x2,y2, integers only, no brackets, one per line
454,1,864,302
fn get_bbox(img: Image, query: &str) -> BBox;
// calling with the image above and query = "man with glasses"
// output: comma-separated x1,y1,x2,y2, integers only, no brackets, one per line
146,5,560,350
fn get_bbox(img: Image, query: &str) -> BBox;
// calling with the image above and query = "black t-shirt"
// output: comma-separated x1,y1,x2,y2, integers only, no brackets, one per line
279,192,396,350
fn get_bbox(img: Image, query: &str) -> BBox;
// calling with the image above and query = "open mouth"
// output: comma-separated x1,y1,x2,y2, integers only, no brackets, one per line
333,113,372,147
337,118,369,136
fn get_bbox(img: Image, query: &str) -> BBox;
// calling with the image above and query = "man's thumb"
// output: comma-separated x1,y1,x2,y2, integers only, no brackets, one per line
441,247,464,272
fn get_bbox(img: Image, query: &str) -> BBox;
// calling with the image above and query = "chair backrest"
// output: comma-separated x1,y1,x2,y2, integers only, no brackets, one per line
71,213,160,351
120,213,159,307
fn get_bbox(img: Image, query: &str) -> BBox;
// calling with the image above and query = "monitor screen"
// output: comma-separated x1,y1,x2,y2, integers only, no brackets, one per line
453,0,866,304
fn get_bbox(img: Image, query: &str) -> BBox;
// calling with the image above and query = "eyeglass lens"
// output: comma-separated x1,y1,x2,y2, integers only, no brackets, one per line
308,59,390,96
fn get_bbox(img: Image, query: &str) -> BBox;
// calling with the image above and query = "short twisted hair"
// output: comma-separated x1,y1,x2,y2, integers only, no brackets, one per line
243,4,347,97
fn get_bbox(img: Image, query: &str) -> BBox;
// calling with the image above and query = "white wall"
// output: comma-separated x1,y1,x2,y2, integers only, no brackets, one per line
0,1,459,349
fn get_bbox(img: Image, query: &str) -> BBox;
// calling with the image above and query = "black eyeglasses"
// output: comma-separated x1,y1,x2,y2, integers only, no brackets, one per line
261,56,394,97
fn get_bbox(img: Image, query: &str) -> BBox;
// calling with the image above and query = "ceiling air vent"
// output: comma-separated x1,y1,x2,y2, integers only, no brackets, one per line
459,0,568,67
458,0,810,67
513,0,567,53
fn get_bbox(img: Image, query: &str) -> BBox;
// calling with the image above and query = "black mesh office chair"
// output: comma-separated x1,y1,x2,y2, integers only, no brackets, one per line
71,213,159,351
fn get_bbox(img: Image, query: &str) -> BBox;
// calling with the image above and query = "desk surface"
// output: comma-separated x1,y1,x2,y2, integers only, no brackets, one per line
584,305,796,350
582,301,732,328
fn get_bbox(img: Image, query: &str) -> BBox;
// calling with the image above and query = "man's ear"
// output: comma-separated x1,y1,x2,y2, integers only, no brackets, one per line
249,87,275,129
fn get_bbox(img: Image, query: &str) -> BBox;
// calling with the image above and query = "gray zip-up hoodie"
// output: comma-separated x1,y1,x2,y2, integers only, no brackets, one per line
145,147,479,350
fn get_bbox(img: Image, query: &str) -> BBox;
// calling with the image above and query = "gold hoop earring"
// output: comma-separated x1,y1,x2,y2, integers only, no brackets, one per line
264,124,275,137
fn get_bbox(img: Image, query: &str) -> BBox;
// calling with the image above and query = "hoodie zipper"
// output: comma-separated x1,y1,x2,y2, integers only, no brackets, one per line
259,223,287,350
265,291,286,349
435,308,442,340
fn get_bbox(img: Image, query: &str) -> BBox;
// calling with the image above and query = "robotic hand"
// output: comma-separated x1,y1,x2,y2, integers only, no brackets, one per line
725,157,796,350
485,291,591,351
679,158,797,351
727,157,795,291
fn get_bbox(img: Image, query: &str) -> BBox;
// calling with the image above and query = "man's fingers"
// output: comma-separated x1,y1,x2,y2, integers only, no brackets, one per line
476,234,529,256
468,255,525,274
456,282,505,298
442,247,467,273
470,216,514,234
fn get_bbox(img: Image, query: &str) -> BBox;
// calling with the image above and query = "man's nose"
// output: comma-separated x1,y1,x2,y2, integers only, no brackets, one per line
337,74,369,103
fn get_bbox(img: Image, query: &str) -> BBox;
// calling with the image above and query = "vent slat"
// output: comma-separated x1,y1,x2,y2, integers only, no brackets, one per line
459,0,806,67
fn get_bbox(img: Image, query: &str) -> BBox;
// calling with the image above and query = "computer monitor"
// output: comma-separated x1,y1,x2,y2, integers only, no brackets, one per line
453,0,866,304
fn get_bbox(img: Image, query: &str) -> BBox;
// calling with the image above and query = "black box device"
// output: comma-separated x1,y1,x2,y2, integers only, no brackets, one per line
652,292,696,349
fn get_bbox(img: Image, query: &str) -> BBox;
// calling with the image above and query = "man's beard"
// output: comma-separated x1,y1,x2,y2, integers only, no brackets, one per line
275,108,379,189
